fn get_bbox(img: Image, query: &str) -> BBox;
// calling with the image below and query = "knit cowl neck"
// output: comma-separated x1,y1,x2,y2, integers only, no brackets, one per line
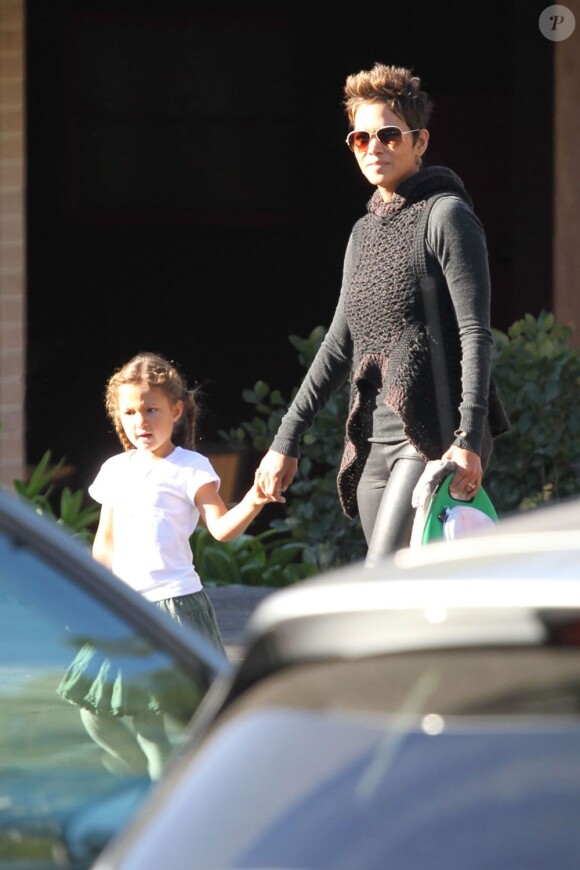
368,165,473,218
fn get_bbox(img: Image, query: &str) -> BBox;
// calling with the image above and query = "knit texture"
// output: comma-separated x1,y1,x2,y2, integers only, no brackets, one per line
336,167,509,518
269,165,510,519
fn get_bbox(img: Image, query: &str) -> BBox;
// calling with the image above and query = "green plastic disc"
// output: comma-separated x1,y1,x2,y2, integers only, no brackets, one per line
421,473,498,545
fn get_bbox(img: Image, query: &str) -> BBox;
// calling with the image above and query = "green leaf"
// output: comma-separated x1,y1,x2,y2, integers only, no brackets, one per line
13,451,99,541
253,381,270,401
486,310,580,513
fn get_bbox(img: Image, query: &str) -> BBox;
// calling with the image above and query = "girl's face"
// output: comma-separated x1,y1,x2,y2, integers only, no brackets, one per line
117,383,183,459
350,102,429,201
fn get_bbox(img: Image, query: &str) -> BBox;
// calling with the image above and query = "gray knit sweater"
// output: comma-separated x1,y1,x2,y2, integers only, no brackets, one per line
271,166,509,517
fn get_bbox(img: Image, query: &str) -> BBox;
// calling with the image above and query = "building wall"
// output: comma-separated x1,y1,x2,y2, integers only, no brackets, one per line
554,0,580,343
0,0,26,487
0,2,579,487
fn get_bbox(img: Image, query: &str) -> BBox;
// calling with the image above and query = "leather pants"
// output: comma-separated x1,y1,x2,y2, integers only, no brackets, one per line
356,440,425,567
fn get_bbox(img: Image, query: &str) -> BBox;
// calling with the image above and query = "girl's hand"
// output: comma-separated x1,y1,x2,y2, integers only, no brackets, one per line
441,446,482,500
252,471,285,506
257,450,298,501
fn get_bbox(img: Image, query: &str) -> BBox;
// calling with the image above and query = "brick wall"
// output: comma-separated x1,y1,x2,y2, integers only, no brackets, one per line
0,1,578,491
554,0,580,343
0,0,26,487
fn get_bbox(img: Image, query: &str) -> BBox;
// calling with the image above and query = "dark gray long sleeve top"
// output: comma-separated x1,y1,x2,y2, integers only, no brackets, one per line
270,167,494,462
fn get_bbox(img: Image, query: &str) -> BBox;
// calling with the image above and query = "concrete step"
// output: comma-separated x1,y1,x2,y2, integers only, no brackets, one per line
206,584,276,663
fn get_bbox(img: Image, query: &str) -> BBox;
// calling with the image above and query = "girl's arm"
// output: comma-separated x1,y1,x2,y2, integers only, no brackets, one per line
92,504,114,569
195,479,280,543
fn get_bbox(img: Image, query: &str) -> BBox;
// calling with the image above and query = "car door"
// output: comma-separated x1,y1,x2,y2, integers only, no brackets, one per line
0,492,229,869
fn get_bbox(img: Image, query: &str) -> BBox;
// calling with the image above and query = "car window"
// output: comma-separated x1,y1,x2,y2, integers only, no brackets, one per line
228,646,580,716
0,527,210,869
137,643,580,870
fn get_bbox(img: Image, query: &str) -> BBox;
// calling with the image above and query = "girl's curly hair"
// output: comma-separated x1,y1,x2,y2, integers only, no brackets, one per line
105,351,198,451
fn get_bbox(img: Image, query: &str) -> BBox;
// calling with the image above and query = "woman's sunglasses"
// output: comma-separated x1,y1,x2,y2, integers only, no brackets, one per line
346,126,420,153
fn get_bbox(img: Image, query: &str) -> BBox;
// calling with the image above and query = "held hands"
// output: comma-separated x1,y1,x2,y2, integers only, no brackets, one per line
236,451,293,517
441,446,483,500
255,449,299,503
250,471,285,506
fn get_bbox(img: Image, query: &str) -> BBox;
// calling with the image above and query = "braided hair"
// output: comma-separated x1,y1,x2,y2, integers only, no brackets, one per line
105,352,198,451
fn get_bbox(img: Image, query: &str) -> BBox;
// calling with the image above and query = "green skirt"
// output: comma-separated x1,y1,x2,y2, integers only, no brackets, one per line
57,589,224,717
155,589,225,653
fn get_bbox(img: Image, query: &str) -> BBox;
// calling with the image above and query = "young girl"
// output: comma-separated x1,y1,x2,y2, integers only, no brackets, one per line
58,351,280,779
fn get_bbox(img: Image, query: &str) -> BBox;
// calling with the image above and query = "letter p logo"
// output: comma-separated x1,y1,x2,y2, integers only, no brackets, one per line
539,5,576,40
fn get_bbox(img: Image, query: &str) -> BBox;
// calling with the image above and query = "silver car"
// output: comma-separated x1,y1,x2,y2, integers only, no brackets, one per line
94,496,580,870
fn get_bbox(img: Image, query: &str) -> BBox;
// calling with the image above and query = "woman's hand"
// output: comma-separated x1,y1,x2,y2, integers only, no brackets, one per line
256,449,299,502
441,446,482,500
249,472,284,506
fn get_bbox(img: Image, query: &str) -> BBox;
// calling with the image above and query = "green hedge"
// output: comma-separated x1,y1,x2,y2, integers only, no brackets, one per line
485,311,580,512
219,327,366,573
220,310,580,577
18,311,580,584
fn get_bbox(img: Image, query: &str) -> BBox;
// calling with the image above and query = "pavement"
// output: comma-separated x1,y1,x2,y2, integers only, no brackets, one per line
205,584,277,663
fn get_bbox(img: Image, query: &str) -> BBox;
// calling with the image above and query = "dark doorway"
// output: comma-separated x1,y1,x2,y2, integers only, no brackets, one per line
25,0,553,493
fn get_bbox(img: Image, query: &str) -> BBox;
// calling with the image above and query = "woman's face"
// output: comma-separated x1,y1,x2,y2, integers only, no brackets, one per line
350,102,429,201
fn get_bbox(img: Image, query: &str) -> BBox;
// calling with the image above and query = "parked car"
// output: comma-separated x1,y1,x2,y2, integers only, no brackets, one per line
94,496,580,870
0,488,230,869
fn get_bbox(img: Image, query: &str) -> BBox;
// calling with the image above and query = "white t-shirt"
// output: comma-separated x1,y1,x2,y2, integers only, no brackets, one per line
89,446,220,602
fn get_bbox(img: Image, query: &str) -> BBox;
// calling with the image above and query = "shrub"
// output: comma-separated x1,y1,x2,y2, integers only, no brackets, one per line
220,327,366,572
14,448,318,586
190,527,318,588
13,449,100,543
20,311,578,583
485,311,580,513
222,311,580,572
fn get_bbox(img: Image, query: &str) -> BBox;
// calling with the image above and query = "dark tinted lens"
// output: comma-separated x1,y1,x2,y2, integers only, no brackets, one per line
347,131,370,151
376,126,403,145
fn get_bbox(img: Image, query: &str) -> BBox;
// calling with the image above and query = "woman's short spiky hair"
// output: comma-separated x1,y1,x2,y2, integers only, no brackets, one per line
343,63,433,131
